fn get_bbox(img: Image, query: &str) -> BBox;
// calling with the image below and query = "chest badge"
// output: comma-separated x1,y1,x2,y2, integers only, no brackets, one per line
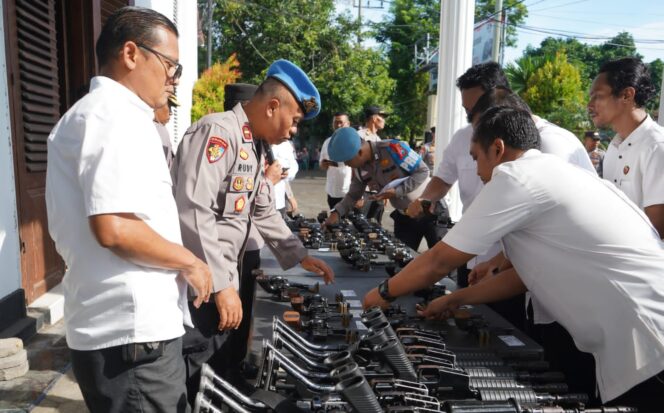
242,124,253,142
380,158,390,167
234,195,246,213
239,148,249,160
246,177,254,191
623,165,630,175
206,137,228,163
232,176,244,191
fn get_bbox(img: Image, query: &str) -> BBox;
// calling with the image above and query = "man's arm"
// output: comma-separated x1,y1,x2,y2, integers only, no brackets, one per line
363,241,474,308
330,171,366,216
406,176,452,217
644,204,664,239
89,213,211,307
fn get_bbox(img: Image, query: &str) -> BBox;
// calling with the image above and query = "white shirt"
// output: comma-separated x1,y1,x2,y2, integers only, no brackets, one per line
46,77,190,351
444,150,664,402
604,115,664,210
272,141,299,210
320,136,352,198
535,116,596,174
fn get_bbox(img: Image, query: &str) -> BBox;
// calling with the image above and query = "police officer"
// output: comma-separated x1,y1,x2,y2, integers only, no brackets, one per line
323,127,446,250
172,60,334,403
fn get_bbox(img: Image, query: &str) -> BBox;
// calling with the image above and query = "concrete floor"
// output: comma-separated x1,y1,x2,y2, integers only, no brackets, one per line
5,170,368,412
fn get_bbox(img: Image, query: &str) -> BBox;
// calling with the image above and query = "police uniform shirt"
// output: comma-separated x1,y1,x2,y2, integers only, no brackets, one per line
172,104,307,292
357,127,381,142
603,115,664,210
46,76,189,350
443,149,664,402
333,140,430,215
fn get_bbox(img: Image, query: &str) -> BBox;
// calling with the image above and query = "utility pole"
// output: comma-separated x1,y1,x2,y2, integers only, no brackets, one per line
491,0,503,62
206,0,213,69
357,0,362,45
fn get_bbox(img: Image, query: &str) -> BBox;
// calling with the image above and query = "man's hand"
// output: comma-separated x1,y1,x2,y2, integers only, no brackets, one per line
180,258,212,308
265,161,283,185
300,256,335,284
287,196,298,213
406,198,434,218
323,210,340,228
214,287,243,330
363,287,390,310
370,188,396,201
354,198,365,209
416,293,461,320
468,260,499,285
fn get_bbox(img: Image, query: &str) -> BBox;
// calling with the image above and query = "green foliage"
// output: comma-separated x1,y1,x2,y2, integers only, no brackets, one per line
505,55,547,95
191,54,241,122
197,0,394,145
474,0,529,48
647,59,663,113
521,52,588,134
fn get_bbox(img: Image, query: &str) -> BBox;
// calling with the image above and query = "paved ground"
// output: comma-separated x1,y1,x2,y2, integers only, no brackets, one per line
4,170,368,412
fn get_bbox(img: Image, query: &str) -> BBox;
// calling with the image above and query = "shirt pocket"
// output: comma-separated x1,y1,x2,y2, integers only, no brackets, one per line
222,175,253,217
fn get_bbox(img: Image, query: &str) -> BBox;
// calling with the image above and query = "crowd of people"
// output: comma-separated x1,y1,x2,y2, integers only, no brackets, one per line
43,6,663,413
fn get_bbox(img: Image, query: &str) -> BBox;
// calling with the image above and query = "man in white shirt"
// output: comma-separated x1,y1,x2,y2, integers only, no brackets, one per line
588,57,664,238
46,7,211,412
364,107,664,412
271,140,299,217
320,112,353,209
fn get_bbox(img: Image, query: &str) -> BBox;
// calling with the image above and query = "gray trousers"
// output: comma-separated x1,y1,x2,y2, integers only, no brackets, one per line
70,337,189,413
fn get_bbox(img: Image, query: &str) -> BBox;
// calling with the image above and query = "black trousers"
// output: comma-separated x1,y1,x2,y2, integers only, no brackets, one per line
71,337,189,413
327,195,343,210
391,210,447,251
362,198,384,224
182,249,261,406
607,370,664,412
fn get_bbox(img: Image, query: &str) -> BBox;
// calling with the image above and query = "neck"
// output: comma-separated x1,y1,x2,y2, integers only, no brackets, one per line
613,108,648,139
365,123,378,134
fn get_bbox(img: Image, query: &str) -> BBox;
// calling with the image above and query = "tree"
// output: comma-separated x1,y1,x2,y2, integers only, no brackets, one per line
521,52,588,134
196,0,394,145
191,54,241,122
504,55,547,95
647,59,663,114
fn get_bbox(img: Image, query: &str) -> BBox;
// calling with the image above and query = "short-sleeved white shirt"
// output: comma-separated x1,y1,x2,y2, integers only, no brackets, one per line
535,116,596,174
443,149,664,402
604,115,664,209
320,136,352,198
46,76,190,351
272,141,299,210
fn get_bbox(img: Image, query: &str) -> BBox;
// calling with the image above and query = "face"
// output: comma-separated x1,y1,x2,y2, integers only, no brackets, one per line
263,91,303,145
461,86,485,123
132,27,180,109
584,137,599,152
587,73,624,129
332,115,350,131
344,152,364,169
469,139,501,184
371,114,386,130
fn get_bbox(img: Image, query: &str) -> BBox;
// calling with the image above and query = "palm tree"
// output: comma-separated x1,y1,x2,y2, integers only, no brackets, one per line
504,55,547,95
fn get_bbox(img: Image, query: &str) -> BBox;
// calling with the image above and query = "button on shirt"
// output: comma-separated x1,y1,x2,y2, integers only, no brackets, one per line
46,76,190,350
443,150,664,402
320,136,352,198
604,115,664,210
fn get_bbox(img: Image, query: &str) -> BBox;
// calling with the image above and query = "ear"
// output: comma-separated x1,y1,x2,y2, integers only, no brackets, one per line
494,138,506,158
266,98,280,118
121,41,140,71
621,87,636,103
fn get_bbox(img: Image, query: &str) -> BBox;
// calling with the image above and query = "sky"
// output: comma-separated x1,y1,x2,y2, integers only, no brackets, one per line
336,0,664,64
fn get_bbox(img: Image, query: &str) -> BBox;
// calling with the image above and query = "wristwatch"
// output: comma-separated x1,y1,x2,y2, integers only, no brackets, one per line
378,279,396,302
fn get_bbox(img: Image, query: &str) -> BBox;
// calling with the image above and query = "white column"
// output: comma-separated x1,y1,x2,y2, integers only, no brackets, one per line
435,0,475,221
0,0,23,299
659,65,664,126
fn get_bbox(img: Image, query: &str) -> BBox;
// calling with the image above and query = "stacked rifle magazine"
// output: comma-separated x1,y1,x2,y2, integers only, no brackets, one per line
193,213,637,413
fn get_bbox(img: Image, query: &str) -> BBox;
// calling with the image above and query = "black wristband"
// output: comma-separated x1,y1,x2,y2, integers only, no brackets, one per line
378,279,396,302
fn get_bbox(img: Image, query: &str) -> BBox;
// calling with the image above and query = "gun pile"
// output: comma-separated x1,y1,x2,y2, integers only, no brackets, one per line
193,306,636,413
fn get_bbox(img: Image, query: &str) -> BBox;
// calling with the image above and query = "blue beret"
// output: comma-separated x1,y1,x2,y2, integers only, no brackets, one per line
328,127,362,162
266,59,321,120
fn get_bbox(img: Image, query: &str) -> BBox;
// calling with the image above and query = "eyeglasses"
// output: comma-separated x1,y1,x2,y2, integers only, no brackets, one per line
137,44,183,81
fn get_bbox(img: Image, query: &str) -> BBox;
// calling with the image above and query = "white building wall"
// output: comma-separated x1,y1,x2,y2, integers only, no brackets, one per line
135,0,198,149
0,0,23,299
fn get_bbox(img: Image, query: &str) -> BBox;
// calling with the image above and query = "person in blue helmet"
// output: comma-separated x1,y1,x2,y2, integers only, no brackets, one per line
323,127,447,250
171,59,334,404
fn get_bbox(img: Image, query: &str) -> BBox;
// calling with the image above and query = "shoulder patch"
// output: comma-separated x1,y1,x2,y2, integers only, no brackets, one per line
206,136,228,163
242,124,253,142
387,140,421,173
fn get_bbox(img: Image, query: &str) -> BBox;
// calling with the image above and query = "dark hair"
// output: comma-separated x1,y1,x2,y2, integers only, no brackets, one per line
333,112,349,118
598,57,656,108
469,86,531,123
473,106,541,153
96,7,179,68
456,62,510,92
424,131,433,143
